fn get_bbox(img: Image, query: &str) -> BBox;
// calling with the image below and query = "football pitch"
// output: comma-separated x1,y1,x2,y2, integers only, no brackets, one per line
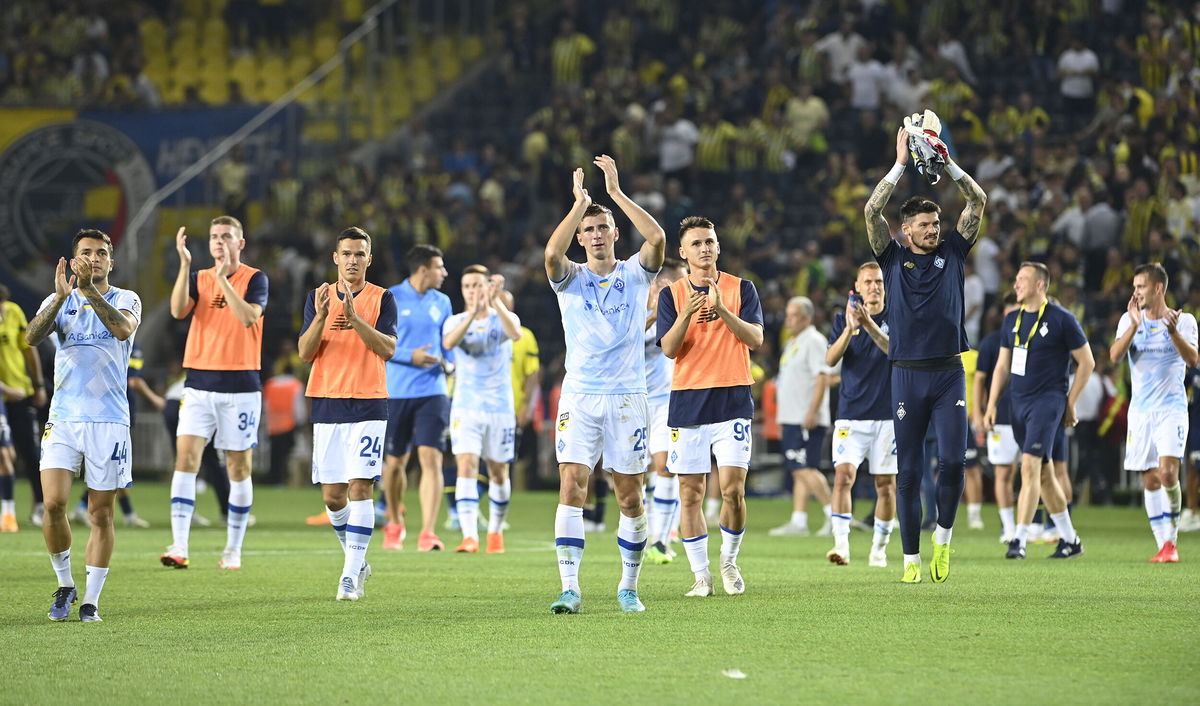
3,483,1197,704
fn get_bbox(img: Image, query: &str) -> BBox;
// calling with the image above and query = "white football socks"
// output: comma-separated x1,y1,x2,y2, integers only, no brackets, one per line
83,566,108,607
456,477,479,541
341,500,373,582
554,504,584,593
683,533,710,578
1049,510,1077,544
487,478,511,534
719,524,744,561
50,549,73,587
169,471,197,555
225,478,253,554
327,503,350,549
617,512,647,591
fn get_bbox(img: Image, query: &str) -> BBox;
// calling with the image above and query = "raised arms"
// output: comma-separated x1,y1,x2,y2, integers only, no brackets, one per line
949,159,987,244
864,128,910,256
544,169,590,283
593,154,665,273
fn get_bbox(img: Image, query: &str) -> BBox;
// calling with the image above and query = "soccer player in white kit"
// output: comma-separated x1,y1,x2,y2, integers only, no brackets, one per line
546,156,664,614
1110,264,1199,563
442,264,521,554
27,230,141,622
645,260,686,564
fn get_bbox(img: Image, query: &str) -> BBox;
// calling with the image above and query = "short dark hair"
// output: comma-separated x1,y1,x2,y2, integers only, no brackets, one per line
899,196,941,223
338,226,371,251
679,216,715,240
211,215,244,235
576,203,614,233
73,228,112,255
1134,263,1168,289
462,264,490,278
1019,261,1050,286
406,244,443,272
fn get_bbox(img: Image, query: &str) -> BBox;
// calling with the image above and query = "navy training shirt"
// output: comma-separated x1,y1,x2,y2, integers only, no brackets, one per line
827,309,891,420
301,287,399,424
875,231,972,361
975,329,1011,424
1000,302,1088,402
656,278,763,427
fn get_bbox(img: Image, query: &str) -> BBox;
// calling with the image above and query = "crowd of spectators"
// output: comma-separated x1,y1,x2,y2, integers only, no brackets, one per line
6,1,1200,499
240,2,1200,388
0,1,161,108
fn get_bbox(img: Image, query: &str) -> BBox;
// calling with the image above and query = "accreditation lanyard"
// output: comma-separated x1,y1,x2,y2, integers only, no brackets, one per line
1010,301,1047,377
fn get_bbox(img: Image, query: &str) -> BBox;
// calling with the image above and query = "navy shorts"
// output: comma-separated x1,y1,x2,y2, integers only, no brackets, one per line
385,395,449,456
1012,396,1064,461
1051,423,1067,462
782,424,826,470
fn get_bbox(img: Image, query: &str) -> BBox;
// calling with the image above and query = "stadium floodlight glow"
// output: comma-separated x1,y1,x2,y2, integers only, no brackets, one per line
903,109,949,185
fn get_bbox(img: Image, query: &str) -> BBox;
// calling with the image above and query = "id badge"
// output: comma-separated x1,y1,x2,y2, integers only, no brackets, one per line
1011,347,1028,376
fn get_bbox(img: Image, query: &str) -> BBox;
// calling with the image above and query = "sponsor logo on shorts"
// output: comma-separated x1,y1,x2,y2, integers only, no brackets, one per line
836,428,850,439
670,428,679,442
557,439,565,453
42,423,53,441
557,412,570,432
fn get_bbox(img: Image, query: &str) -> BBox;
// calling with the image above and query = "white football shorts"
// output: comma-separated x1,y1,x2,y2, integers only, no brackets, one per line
830,419,897,475
177,388,262,452
667,418,752,475
40,421,132,491
312,420,386,485
450,409,516,463
555,392,649,475
1124,409,1188,471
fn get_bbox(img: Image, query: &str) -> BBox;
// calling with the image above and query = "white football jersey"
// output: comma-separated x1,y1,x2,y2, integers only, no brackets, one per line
40,287,141,425
644,321,673,405
1116,311,1198,415
550,256,656,395
443,310,516,414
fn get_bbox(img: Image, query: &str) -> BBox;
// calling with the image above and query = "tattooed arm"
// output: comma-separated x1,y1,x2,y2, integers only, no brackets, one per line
26,297,65,346
950,160,987,245
26,258,72,346
864,179,897,256
81,289,138,340
864,127,910,256
73,259,137,341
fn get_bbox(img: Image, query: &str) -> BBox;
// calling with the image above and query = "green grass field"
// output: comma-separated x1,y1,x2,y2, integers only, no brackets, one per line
2,482,1198,704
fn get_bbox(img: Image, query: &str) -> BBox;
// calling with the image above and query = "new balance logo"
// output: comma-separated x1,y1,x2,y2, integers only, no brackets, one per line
956,399,966,407
697,306,719,323
210,294,227,308
329,315,354,331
